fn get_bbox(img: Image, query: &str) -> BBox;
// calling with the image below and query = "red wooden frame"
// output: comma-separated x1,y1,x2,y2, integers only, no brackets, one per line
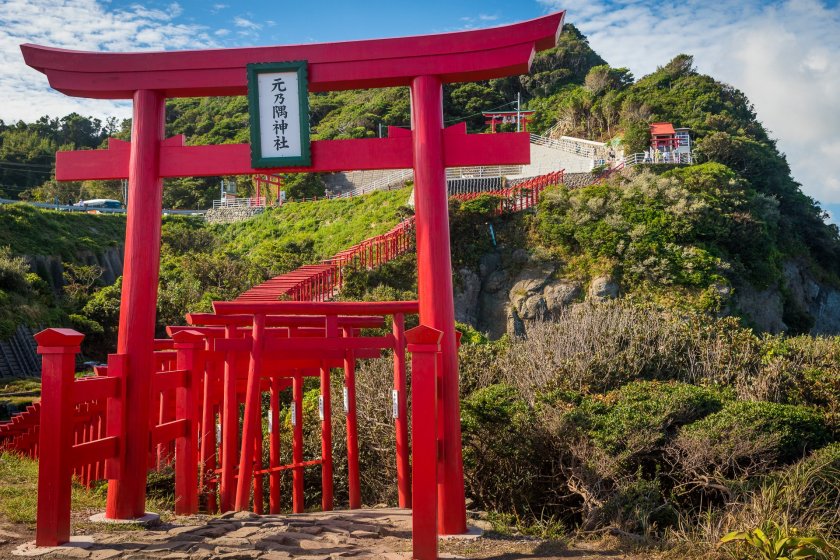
19,11,567,553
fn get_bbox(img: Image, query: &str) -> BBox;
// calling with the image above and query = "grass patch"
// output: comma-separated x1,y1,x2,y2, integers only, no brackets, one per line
0,204,125,258
0,452,106,526
0,452,175,528
0,379,41,395
214,186,413,260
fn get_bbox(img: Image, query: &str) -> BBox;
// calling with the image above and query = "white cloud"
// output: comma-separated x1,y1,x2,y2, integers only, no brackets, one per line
0,0,217,123
233,16,261,30
539,0,840,205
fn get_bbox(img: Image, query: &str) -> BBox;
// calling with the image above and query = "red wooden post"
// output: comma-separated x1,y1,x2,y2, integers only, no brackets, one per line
292,371,305,514
200,357,218,513
319,362,334,511
406,325,442,560
253,420,264,514
392,314,410,508
268,377,281,514
236,314,265,511
269,376,282,514
411,74,467,534
174,330,204,516
104,353,127,516
220,324,238,512
343,327,361,509
106,89,166,520
34,328,84,547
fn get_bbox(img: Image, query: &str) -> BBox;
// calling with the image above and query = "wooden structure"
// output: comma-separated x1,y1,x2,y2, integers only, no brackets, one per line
18,11,567,558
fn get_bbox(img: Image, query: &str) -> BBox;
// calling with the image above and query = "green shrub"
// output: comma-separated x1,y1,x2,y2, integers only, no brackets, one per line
0,246,30,293
558,381,731,475
677,401,831,472
461,384,548,515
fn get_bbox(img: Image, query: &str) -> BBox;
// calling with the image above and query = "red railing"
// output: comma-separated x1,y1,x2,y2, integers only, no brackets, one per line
236,218,416,303
451,170,564,214
236,169,571,304
0,402,41,458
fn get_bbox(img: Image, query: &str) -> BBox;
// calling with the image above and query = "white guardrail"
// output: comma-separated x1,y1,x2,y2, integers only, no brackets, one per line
211,197,266,209
529,133,609,159
621,152,694,167
330,165,523,199
0,198,205,215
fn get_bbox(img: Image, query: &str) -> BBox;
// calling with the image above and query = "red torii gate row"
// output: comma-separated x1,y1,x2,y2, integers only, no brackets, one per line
30,302,454,557
20,11,566,556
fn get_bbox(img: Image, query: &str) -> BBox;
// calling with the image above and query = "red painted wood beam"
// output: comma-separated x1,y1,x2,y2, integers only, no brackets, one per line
21,12,564,99
213,300,419,316
54,131,530,181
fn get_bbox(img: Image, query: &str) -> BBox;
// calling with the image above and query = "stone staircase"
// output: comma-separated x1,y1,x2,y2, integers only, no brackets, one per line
0,325,41,379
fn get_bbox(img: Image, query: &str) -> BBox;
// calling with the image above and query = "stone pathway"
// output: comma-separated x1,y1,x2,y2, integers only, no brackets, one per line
12,508,418,560
4,509,648,560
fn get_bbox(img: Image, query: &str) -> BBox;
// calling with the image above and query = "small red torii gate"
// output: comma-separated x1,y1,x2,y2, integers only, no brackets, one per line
19,9,566,550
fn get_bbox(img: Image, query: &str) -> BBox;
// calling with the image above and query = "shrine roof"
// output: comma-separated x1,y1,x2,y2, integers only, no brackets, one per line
21,12,565,99
650,122,676,136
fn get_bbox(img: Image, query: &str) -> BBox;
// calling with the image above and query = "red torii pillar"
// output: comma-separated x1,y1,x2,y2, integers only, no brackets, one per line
411,76,466,534
106,90,166,520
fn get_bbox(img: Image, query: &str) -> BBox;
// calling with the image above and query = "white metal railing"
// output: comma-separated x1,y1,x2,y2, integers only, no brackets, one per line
339,168,414,198
446,165,521,179
530,133,610,160
542,122,562,138
447,176,503,195
621,151,694,167
212,197,266,209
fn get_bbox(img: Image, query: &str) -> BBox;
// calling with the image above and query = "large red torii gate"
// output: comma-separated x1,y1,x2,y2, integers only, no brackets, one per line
21,11,565,536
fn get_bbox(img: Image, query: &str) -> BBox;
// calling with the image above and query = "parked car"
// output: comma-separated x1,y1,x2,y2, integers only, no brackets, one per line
74,199,124,209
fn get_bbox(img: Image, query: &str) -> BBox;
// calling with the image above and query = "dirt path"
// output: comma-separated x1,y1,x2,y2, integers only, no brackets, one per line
2,508,651,560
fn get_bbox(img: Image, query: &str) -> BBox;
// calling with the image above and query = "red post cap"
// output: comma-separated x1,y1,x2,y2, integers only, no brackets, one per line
33,328,85,348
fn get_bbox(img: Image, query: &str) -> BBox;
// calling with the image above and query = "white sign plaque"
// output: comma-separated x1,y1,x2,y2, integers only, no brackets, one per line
247,61,311,168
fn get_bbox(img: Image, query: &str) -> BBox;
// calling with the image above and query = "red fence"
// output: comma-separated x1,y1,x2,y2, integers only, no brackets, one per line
237,218,416,303
236,170,568,305
0,402,41,459
451,170,564,214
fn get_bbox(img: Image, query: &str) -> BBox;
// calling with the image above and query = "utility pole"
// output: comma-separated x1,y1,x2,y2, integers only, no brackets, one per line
516,92,522,133
379,123,384,138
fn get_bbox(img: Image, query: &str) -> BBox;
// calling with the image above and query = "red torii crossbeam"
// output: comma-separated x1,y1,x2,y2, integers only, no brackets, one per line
21,11,566,543
53,123,528,181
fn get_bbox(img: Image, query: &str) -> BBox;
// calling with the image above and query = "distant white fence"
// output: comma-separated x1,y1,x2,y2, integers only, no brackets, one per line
0,198,205,216
529,133,609,160
212,197,266,209
621,152,694,167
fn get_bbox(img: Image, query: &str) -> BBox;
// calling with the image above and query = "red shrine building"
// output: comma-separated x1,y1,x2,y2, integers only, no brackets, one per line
649,122,692,163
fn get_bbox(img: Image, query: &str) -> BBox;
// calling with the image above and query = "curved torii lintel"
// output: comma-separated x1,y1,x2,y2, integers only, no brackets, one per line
20,12,565,99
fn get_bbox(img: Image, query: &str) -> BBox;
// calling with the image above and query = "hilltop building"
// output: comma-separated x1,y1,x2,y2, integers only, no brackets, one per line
649,122,692,163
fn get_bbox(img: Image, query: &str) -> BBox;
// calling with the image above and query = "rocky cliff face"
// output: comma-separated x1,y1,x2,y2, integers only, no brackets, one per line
456,251,840,338
455,249,604,339
25,245,124,293
734,260,840,334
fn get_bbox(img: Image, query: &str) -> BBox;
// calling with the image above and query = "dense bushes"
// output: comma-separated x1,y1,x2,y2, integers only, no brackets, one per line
676,401,830,471
449,302,838,544
535,165,783,311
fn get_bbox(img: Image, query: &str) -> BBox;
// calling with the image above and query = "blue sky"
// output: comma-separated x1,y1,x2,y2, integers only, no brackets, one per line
0,0,838,222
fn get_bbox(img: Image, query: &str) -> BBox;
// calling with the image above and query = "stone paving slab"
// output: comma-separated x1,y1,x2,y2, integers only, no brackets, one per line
11,508,421,560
